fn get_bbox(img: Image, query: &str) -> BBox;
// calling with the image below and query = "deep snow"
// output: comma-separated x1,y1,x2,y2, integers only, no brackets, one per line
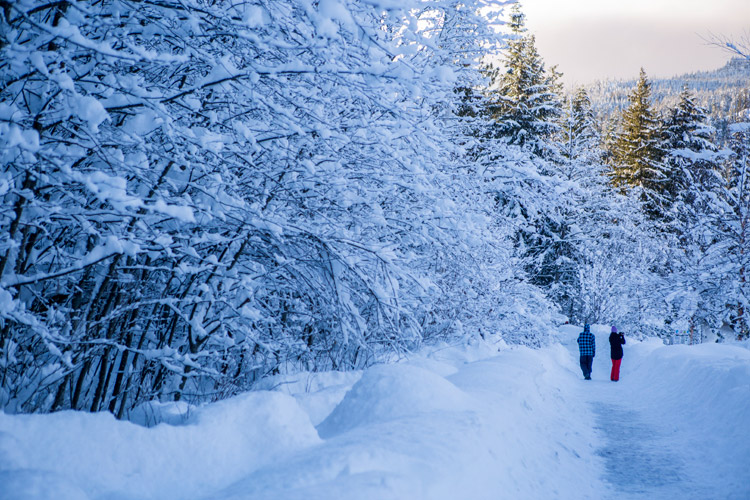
1,326,748,500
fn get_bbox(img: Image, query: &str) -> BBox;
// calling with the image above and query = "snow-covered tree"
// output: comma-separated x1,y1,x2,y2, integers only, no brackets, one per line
486,3,562,156
609,68,668,217
656,86,735,339
413,1,561,344
663,119,749,342
0,0,561,418
716,123,750,339
561,87,602,166
662,86,719,200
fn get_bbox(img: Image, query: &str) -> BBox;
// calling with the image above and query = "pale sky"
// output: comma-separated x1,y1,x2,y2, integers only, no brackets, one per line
518,0,750,85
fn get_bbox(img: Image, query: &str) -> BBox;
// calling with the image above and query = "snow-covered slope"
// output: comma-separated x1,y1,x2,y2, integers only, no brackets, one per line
1,329,749,500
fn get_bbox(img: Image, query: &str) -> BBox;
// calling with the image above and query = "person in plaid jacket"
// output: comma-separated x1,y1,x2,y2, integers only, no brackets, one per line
577,323,596,380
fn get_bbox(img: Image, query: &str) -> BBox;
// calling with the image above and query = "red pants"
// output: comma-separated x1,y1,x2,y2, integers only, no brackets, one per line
610,358,622,381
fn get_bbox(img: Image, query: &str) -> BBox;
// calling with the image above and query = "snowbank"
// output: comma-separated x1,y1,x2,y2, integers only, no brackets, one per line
624,339,750,497
601,334,750,436
212,342,608,500
317,363,472,438
1,338,607,499
0,392,320,500
2,332,748,499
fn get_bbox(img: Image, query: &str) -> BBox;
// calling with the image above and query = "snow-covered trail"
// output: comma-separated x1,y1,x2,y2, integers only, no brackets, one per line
592,400,685,497
560,325,750,500
1,328,749,500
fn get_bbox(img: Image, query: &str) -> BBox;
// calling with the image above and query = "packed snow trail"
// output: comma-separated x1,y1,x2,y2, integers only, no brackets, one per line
592,401,684,495
560,325,750,500
1,328,749,499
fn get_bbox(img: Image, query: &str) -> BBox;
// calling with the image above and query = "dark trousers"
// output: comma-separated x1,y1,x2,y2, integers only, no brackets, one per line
579,355,594,379
611,358,622,381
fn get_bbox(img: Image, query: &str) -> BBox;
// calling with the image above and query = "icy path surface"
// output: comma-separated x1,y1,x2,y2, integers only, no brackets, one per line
561,325,750,500
592,401,684,495
1,327,749,499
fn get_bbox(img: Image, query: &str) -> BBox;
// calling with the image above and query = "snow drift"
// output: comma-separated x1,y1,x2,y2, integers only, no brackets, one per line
1,331,749,499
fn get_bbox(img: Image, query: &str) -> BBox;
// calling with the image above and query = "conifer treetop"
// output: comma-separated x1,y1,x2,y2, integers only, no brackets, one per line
486,3,562,155
610,68,664,190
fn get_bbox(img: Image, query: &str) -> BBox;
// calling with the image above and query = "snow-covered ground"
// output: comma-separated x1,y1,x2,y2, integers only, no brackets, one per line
1,326,749,500
574,325,750,500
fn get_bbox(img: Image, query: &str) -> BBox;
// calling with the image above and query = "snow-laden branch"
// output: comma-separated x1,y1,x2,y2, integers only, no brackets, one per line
1,237,139,287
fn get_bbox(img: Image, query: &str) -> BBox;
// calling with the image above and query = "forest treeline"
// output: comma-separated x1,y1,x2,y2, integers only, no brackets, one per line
1,1,748,418
587,57,750,129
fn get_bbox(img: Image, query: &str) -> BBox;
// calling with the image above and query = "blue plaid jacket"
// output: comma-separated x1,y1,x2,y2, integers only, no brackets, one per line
577,326,596,357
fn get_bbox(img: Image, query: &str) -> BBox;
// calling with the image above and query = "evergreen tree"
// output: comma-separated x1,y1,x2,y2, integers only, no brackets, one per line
526,87,602,316
609,69,668,216
671,120,749,342
601,117,619,166
561,87,601,167
662,85,719,198
659,86,724,335
721,124,750,339
487,4,562,156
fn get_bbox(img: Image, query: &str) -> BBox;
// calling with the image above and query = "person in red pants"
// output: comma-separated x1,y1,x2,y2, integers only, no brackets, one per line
609,326,626,381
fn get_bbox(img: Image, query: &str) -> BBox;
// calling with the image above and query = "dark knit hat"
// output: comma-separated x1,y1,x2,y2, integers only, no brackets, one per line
611,326,618,333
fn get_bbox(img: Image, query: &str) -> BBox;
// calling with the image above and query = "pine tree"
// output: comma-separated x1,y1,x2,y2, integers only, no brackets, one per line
487,4,562,156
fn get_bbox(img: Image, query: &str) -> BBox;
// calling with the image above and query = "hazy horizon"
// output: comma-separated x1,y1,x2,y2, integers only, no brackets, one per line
519,0,750,86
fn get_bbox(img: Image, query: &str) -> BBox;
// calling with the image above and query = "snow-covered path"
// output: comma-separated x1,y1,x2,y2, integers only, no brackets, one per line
566,331,690,499
561,325,750,500
592,400,685,497
1,327,749,500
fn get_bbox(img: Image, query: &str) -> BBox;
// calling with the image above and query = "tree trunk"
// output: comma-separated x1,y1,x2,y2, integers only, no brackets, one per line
109,327,134,414
72,358,92,410
0,173,34,279
50,373,70,412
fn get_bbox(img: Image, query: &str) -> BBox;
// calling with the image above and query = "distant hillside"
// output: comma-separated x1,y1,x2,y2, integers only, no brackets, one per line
583,58,750,126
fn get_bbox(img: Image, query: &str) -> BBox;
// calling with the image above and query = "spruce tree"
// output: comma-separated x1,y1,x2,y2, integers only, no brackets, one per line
609,68,667,216
487,4,561,156
662,85,719,196
561,87,601,167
